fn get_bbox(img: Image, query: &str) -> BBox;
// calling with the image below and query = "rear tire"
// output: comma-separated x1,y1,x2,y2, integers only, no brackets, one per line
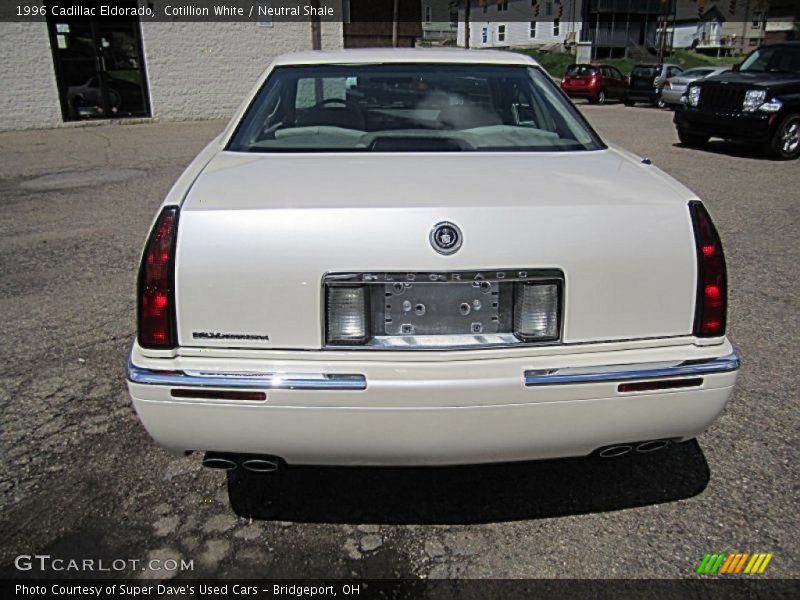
766,113,800,160
624,99,635,107
657,97,666,109
677,129,709,148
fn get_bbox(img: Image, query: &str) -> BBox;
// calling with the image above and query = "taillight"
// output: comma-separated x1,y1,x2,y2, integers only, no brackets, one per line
690,202,727,337
138,206,179,348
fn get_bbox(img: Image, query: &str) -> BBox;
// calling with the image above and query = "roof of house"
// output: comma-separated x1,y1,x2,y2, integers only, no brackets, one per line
272,48,539,67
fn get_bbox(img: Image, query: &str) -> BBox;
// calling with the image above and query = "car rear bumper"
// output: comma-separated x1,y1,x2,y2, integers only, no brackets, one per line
626,89,660,103
561,86,597,98
127,341,739,466
674,109,773,142
661,88,686,105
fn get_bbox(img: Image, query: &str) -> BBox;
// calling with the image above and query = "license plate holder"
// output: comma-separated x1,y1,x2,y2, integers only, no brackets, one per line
379,281,513,336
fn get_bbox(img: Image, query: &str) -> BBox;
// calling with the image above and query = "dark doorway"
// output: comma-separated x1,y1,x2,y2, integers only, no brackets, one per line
46,2,150,121
343,0,422,48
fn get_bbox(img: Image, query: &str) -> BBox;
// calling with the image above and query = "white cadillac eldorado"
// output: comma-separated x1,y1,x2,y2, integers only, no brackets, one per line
127,49,739,485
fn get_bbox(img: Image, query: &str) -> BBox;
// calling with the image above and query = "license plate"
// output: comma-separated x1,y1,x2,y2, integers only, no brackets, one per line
380,281,513,336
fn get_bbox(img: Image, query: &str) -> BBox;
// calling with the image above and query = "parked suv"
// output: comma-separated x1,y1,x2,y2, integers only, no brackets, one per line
561,63,628,104
625,63,684,107
674,42,800,160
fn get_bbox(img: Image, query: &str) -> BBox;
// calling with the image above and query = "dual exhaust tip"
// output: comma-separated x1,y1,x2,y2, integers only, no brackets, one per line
202,452,282,473
204,441,670,470
596,439,671,458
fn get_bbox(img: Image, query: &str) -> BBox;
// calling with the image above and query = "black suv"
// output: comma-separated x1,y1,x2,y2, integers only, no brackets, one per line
625,63,684,107
674,42,800,159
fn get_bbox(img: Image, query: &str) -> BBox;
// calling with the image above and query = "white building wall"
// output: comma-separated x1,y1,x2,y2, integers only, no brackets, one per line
0,21,343,131
457,0,583,49
459,19,582,48
141,21,343,122
0,23,64,131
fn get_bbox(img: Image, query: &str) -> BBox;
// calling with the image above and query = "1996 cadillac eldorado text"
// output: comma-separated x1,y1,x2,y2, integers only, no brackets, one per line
126,49,739,504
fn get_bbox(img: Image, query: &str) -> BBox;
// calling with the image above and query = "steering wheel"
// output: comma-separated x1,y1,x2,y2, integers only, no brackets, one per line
312,98,351,108
305,98,365,130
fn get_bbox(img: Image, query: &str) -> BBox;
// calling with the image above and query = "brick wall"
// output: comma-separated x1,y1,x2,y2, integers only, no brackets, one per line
0,21,344,131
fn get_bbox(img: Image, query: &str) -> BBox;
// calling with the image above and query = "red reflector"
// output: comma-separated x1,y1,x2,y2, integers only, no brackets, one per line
171,389,267,401
690,202,727,337
618,378,703,393
138,207,179,349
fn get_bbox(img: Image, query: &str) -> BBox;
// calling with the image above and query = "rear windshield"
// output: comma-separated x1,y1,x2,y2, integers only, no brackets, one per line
632,66,658,78
566,65,597,76
227,64,604,153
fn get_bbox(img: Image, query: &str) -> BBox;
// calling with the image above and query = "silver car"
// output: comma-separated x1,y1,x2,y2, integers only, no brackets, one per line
662,67,731,108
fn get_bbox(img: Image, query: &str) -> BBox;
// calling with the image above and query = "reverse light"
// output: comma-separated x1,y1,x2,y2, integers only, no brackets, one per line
689,202,727,337
513,282,561,342
138,206,179,349
326,286,369,345
687,85,701,107
743,89,767,112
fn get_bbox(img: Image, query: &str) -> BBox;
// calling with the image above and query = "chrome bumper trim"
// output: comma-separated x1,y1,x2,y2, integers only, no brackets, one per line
524,350,740,387
127,359,367,391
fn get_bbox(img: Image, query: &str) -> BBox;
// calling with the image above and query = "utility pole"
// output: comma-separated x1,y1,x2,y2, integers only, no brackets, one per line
392,0,400,47
658,0,669,63
310,0,322,50
464,1,471,49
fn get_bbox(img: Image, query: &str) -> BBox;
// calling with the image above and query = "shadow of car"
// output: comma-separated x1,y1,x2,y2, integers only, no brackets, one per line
226,440,710,524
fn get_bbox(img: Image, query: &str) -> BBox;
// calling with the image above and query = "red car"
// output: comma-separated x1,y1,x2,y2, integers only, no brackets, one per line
560,63,628,105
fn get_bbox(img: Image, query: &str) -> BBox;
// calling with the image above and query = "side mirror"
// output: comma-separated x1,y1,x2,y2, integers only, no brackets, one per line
732,63,741,72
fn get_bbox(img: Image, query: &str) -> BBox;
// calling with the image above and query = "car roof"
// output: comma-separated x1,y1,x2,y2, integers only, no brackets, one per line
271,48,539,67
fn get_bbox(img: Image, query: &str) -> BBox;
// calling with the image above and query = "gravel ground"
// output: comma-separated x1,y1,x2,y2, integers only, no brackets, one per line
0,105,797,580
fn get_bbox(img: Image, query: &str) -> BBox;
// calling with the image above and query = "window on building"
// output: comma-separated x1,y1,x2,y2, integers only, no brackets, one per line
425,5,431,23
498,0,509,11
749,38,759,46
553,18,560,36
545,1,553,15
450,9,457,27
482,26,488,44
752,12,761,28
530,21,537,38
498,24,506,42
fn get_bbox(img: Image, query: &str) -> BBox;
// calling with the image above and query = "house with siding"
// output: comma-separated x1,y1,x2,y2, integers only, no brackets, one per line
456,0,584,49
421,0,459,45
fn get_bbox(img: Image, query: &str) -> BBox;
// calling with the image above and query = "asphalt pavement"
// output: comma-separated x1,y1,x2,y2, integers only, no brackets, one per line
0,104,797,580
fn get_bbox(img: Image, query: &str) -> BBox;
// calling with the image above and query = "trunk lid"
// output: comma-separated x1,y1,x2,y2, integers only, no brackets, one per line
175,150,697,350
